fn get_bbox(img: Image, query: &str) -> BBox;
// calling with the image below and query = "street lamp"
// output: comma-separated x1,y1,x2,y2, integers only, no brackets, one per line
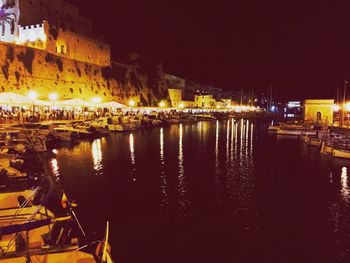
49,93,58,112
27,90,37,116
91,97,101,119
49,92,58,102
158,101,166,108
179,103,185,109
128,99,136,107
91,97,101,104
332,104,340,112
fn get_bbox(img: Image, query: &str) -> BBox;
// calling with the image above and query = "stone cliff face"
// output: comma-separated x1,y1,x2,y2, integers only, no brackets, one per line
0,42,169,106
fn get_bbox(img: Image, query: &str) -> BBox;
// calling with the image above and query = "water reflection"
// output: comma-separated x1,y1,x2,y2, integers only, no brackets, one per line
129,134,136,180
92,139,103,174
160,128,168,207
178,124,188,212
50,158,60,181
341,167,350,202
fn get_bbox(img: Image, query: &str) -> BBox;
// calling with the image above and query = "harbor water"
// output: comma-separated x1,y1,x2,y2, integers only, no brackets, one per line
46,119,350,263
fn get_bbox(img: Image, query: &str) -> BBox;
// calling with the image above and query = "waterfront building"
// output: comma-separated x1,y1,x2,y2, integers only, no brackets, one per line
0,0,172,107
168,88,183,108
303,99,334,125
194,94,216,108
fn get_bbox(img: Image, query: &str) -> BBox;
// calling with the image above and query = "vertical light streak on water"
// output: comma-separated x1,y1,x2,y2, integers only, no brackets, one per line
245,120,249,153
341,167,350,202
92,139,103,174
250,123,254,164
230,119,235,164
50,158,60,181
226,119,230,164
129,133,136,180
160,128,168,207
240,119,244,165
214,120,221,201
178,124,188,211
215,120,220,173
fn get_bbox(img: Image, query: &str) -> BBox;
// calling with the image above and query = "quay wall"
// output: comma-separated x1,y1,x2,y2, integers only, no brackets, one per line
0,42,169,106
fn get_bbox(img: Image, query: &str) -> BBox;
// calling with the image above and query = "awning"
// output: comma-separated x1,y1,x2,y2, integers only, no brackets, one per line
0,92,49,106
55,98,93,107
99,101,126,108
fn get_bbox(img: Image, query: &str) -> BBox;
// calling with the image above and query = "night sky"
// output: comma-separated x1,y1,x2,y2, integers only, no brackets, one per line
69,0,350,101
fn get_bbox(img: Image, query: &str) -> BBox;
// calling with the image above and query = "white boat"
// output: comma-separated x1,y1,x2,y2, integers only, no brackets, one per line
277,128,317,137
332,147,350,159
108,116,137,132
130,116,142,128
306,137,322,147
320,141,333,154
0,179,114,263
277,128,302,136
268,125,279,132
196,114,216,121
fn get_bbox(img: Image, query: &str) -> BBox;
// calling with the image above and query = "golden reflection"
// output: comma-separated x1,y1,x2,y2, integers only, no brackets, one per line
129,134,136,179
341,166,350,202
92,139,103,173
178,124,188,210
226,119,230,160
246,120,249,150
215,120,219,165
160,128,168,207
230,119,234,163
240,119,244,162
50,158,60,180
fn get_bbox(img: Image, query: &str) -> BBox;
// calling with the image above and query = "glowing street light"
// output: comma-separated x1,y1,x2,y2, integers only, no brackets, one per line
332,104,340,112
27,90,37,100
49,92,58,101
91,97,102,104
48,93,58,112
128,99,136,107
345,102,350,112
27,90,37,116
179,103,185,109
159,101,166,108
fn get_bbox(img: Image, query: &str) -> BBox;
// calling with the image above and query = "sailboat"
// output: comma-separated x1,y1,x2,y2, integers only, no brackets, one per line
0,177,114,262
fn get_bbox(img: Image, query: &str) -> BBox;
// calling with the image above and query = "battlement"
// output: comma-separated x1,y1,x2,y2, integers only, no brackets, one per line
19,23,45,31
17,21,47,45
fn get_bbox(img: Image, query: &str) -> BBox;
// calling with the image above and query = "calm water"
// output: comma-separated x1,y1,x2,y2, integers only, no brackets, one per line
46,119,350,263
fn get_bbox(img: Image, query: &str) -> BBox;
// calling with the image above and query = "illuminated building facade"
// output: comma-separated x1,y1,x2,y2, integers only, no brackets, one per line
303,99,334,125
0,0,110,66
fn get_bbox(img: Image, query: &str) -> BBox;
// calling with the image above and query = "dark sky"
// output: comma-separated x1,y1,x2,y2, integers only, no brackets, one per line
69,0,350,101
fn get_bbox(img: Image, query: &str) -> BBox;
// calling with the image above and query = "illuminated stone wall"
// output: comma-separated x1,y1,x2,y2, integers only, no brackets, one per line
0,42,169,106
19,0,92,34
303,99,334,124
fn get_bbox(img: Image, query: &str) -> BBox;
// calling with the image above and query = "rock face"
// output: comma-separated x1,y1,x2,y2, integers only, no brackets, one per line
0,42,169,106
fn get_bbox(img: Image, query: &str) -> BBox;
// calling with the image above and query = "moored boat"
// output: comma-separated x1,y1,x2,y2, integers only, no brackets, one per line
332,147,350,159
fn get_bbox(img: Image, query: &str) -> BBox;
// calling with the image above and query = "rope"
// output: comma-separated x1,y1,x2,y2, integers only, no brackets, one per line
2,204,43,255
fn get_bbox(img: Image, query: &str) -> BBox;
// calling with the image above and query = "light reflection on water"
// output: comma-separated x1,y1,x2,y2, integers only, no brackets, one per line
160,127,168,207
46,119,350,262
178,124,189,213
129,133,136,180
341,167,349,202
50,158,60,181
92,139,103,174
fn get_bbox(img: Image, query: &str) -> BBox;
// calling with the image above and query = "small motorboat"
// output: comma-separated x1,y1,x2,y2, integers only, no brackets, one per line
332,147,350,159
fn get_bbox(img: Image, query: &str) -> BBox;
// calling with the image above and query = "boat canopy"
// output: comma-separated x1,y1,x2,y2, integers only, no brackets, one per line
0,218,51,235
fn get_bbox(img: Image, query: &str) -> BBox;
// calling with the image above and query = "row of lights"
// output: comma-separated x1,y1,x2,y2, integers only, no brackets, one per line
27,91,102,104
332,103,350,112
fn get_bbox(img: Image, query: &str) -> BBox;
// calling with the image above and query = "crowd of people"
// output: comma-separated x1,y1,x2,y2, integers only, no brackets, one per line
0,107,116,124
0,107,179,125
